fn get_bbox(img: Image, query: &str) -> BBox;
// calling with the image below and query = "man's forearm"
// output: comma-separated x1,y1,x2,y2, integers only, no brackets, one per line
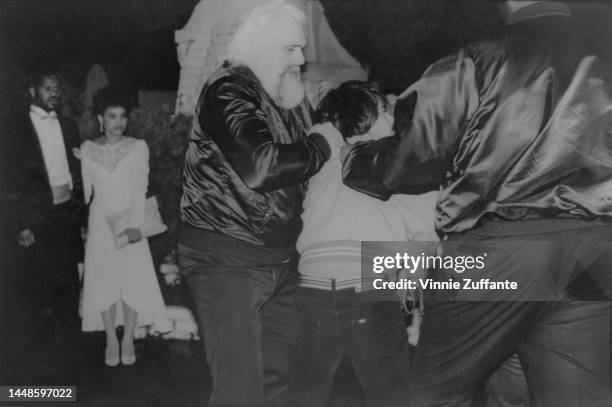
342,135,449,199
239,135,329,193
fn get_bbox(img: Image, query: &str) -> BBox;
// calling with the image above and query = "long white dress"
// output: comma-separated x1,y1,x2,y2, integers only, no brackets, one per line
80,137,171,333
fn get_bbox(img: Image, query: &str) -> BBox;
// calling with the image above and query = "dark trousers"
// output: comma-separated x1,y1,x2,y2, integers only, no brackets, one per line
289,287,410,407
179,243,298,407
410,220,611,407
23,208,82,332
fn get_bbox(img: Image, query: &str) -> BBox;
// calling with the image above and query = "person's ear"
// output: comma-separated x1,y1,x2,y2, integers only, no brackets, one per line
28,86,36,100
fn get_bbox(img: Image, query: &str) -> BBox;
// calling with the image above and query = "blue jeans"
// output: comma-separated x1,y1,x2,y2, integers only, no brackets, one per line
289,287,410,407
179,243,298,407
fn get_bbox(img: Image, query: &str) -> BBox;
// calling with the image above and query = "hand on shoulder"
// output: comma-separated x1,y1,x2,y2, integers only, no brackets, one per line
72,147,83,160
309,122,346,161
310,123,345,149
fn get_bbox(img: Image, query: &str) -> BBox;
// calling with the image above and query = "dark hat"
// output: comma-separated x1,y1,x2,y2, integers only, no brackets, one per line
503,1,571,25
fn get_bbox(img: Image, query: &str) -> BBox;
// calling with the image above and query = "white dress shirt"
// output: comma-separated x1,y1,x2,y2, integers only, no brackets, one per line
29,105,73,202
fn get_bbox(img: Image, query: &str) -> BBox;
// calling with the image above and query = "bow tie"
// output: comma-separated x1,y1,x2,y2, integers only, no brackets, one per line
31,107,58,120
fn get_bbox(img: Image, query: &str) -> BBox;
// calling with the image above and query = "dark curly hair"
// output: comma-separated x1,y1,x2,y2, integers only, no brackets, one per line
316,81,386,140
92,86,132,116
28,71,60,90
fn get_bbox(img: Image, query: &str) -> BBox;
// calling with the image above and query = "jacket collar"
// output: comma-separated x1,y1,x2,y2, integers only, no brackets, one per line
29,104,58,120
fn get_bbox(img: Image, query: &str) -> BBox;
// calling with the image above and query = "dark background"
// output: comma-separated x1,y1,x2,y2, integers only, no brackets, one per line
0,3,611,403
1,0,611,104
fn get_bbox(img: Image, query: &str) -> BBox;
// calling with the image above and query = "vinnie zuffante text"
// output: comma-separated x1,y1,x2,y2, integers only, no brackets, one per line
371,252,518,290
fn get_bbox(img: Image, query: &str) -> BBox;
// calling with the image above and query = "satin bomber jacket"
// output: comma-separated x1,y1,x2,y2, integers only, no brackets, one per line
343,18,612,234
180,63,328,248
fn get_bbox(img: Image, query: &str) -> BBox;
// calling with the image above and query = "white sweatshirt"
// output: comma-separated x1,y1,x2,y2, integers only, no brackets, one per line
297,122,439,290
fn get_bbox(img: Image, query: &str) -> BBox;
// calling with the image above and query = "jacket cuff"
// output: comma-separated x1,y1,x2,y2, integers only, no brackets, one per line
308,133,331,162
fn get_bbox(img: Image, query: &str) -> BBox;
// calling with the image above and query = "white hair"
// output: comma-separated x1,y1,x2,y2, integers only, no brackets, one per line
226,0,306,66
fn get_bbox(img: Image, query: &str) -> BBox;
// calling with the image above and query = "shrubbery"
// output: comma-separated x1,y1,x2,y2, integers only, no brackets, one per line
127,106,192,264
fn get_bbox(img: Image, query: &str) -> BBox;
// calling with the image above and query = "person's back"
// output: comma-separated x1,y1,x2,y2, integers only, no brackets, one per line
297,81,438,287
437,15,612,231
291,82,419,407
345,10,612,234
341,3,612,406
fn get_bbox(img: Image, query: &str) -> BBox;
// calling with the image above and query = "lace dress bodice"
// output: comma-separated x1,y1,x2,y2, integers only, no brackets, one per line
81,137,149,227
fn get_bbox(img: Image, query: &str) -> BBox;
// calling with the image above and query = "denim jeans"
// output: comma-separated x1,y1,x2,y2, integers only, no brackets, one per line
289,287,410,407
409,220,611,407
179,243,298,407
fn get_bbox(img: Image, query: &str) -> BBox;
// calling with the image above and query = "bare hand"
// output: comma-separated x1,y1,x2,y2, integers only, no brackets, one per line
18,229,35,247
120,228,142,243
72,147,83,160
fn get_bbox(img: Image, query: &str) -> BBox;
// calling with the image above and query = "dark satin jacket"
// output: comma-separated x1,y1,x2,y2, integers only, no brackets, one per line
344,18,612,234
180,63,327,248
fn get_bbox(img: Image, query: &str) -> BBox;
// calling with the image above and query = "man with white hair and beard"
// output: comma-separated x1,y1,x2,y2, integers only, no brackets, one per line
178,2,338,406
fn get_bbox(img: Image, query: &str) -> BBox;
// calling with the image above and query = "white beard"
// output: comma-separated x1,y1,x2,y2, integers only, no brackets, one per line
258,64,305,110
275,66,305,109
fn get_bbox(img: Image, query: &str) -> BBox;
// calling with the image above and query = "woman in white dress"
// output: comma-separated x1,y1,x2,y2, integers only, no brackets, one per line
80,87,170,366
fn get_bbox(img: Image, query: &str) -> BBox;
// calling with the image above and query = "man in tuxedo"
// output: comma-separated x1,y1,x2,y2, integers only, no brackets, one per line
8,72,85,336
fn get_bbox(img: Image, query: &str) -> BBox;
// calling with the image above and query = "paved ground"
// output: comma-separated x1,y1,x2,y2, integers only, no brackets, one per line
0,322,365,407
0,242,367,407
0,239,526,407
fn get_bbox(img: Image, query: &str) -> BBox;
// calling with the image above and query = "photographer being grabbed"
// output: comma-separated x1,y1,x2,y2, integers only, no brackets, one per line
290,81,439,407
